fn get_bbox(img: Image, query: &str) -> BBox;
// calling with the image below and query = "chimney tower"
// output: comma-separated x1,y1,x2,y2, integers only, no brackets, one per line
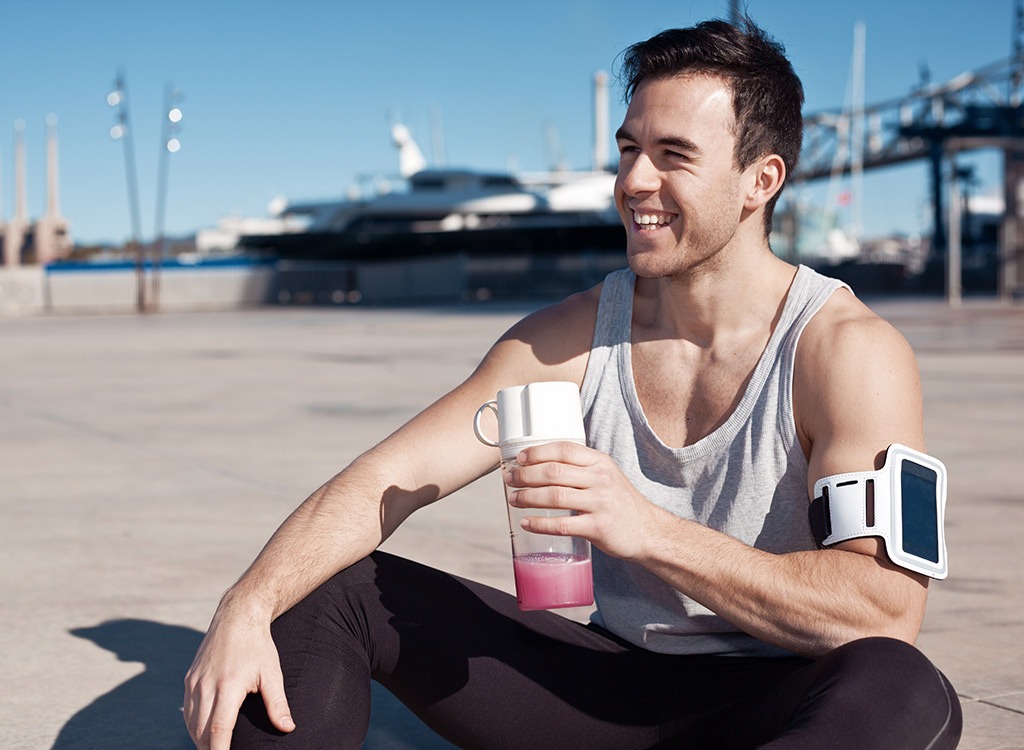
0,134,6,232
592,71,609,172
3,120,27,268
34,114,71,264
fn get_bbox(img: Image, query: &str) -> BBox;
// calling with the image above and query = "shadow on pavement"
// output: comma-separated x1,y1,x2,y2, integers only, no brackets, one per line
53,618,454,750
53,619,200,749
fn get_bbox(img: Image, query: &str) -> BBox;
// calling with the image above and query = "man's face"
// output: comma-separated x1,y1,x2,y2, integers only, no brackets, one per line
614,74,752,279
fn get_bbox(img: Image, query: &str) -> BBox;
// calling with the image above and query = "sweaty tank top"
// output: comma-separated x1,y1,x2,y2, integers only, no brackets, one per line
580,265,848,656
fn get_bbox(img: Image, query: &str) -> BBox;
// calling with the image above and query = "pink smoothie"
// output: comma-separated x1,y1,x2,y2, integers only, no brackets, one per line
513,552,593,610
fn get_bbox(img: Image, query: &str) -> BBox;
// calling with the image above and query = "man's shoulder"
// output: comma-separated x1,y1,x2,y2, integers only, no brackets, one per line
480,281,604,386
793,285,926,476
800,286,914,366
794,287,921,432
508,282,604,340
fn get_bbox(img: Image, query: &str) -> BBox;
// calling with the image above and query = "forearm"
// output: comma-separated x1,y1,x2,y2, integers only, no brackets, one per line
217,449,433,626
209,367,518,629
509,442,930,658
636,506,927,657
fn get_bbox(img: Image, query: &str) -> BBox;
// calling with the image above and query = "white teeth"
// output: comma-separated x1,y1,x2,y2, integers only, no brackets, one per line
633,211,673,226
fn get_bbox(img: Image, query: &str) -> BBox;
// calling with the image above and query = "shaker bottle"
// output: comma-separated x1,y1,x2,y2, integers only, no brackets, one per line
473,381,594,611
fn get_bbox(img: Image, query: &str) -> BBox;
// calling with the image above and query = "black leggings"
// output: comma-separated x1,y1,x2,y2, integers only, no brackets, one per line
233,552,961,749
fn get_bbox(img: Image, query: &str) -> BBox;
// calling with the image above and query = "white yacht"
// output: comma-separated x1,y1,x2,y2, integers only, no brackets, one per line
238,124,621,260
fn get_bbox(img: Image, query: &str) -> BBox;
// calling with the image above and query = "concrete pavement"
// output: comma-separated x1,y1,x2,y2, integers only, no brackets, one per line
1,296,1022,749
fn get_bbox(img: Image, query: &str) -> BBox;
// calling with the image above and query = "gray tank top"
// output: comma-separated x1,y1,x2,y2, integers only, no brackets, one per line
580,265,847,656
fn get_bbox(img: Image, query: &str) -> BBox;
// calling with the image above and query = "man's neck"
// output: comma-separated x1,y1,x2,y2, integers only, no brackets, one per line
633,247,796,347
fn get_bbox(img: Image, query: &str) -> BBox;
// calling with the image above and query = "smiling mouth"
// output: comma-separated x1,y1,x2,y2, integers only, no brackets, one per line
631,210,678,230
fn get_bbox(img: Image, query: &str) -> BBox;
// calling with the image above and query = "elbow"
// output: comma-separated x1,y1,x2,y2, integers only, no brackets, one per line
871,584,927,646
832,571,928,651
841,623,919,650
881,614,923,646
866,615,922,647
811,615,921,657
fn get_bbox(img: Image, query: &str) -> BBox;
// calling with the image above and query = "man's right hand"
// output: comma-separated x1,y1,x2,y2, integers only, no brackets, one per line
183,614,295,750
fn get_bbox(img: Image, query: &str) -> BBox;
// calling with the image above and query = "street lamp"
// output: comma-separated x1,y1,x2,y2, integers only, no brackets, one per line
153,83,183,310
108,71,145,312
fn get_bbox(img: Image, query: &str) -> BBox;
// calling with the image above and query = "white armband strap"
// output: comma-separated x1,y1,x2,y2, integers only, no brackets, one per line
810,444,948,579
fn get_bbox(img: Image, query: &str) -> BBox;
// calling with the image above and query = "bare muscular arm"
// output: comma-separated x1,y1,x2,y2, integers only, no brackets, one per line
182,289,597,750
509,290,931,658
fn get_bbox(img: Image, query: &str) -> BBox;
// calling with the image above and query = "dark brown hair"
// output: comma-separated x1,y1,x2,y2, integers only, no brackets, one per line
618,18,804,231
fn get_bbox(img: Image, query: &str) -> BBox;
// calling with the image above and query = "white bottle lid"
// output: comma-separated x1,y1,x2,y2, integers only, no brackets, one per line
473,381,586,460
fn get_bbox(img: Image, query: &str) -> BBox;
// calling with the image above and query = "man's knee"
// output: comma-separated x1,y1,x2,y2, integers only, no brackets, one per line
821,637,962,748
269,553,387,652
826,636,944,688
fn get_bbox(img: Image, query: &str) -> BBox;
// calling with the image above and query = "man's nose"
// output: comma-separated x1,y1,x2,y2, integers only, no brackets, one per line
617,153,659,196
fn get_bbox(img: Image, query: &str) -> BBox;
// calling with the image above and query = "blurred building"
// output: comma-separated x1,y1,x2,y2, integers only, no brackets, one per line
1,117,72,267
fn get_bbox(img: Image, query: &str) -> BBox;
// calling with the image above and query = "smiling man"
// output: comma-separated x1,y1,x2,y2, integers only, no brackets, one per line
185,18,961,750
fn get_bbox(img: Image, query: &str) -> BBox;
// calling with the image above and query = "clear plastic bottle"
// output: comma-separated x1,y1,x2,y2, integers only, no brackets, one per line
474,382,594,610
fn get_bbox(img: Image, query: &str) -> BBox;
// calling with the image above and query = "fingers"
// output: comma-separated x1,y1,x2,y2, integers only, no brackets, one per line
507,461,591,495
183,675,239,750
207,688,245,750
260,667,296,734
516,440,596,467
184,664,292,749
506,443,615,513
182,674,197,739
510,483,588,513
185,674,293,750
511,442,613,488
183,667,216,749
519,504,591,537
507,442,603,486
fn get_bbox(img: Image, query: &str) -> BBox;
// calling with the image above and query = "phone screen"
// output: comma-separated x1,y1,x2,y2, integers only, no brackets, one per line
901,460,940,563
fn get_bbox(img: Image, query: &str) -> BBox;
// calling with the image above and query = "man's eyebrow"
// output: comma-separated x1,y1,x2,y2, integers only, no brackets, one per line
614,126,635,142
614,127,701,154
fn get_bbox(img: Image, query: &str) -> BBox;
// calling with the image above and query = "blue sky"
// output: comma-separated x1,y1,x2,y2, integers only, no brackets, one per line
0,0,1015,244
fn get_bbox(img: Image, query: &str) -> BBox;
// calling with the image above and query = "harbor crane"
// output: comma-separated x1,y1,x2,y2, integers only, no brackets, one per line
792,0,1024,302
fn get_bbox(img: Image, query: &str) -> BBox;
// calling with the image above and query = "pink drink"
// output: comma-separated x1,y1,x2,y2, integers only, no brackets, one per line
512,552,594,610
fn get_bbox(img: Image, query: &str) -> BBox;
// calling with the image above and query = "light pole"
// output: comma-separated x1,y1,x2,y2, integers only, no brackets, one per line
108,71,145,312
153,83,183,311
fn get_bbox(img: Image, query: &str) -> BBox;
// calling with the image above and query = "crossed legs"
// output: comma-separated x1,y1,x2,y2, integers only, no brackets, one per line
231,552,961,750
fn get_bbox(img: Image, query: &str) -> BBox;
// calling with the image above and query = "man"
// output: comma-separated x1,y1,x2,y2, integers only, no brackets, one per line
185,18,962,749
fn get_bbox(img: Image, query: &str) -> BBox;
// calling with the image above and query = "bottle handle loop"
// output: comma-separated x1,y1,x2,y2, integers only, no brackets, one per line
473,400,500,447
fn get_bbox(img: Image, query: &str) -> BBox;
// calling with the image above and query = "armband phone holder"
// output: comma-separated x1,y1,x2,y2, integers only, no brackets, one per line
809,444,948,579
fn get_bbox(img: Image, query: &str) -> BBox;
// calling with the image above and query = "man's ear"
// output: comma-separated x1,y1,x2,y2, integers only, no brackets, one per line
743,154,786,211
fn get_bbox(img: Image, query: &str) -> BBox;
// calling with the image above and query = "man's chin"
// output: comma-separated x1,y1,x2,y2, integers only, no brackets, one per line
626,249,672,279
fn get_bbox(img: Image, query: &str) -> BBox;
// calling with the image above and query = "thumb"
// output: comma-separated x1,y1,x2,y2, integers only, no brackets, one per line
260,666,296,733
